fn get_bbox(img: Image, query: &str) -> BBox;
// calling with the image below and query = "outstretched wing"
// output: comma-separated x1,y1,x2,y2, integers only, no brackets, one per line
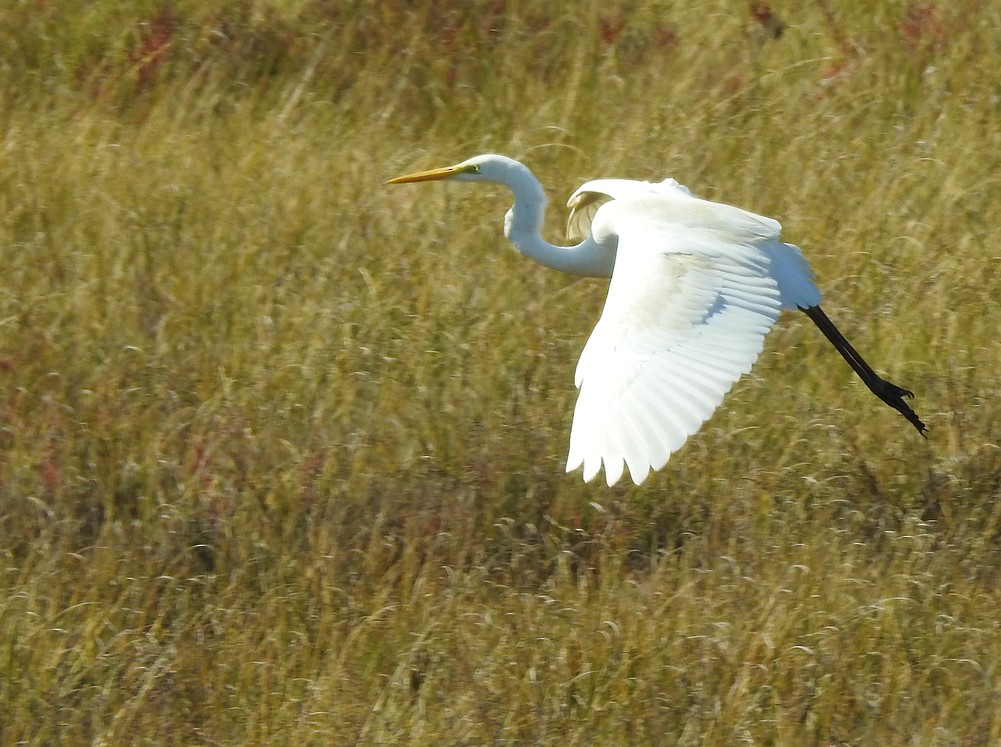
566,195,787,486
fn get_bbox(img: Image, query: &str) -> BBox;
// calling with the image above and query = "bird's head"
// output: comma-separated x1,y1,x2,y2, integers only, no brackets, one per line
386,154,524,186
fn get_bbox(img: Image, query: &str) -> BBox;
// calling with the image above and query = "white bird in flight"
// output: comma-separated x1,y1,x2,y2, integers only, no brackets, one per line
387,154,925,486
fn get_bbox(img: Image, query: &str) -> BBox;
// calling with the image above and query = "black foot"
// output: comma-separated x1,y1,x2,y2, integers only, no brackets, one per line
873,378,926,435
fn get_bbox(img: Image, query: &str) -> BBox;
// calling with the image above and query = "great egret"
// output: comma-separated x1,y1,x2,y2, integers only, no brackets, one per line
387,154,925,486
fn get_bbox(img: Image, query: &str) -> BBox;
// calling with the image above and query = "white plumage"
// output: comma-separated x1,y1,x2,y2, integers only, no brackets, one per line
563,180,819,485
387,154,923,486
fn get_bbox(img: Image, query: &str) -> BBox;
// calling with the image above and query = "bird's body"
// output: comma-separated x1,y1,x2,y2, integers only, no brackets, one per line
387,154,924,486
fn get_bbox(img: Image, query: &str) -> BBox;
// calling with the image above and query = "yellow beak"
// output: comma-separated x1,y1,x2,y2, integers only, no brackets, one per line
385,164,467,185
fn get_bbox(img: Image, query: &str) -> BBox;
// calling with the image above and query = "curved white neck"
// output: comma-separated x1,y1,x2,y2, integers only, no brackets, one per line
494,161,614,279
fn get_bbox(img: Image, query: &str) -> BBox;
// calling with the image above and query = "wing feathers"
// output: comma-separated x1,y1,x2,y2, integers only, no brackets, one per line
566,199,791,485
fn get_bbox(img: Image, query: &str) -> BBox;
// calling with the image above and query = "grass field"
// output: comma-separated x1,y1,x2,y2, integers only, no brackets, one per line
3,1,1001,744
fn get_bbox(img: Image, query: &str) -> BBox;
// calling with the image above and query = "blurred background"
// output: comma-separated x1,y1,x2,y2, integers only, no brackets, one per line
2,1,1000,743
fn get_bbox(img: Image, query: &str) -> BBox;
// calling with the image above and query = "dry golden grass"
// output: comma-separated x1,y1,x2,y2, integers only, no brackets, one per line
2,1,1001,744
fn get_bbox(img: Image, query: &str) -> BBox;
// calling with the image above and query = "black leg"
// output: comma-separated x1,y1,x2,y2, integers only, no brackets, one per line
801,305,926,435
